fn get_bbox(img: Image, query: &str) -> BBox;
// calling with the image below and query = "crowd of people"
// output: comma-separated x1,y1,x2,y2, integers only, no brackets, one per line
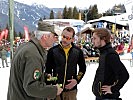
0,21,130,100
77,30,131,58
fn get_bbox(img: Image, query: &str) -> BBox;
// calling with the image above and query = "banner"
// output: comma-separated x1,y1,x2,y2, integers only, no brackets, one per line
0,29,6,41
24,26,30,41
4,29,8,40
124,0,133,37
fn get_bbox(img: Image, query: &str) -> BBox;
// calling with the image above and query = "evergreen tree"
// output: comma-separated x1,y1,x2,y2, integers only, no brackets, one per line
103,9,113,16
92,4,99,19
87,4,99,20
39,18,43,21
73,6,79,19
67,7,73,19
43,15,46,20
103,4,126,17
49,10,54,19
62,6,68,19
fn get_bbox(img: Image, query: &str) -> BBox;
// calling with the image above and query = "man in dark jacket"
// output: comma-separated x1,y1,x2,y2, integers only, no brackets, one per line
0,47,8,67
45,27,86,100
7,21,63,100
91,28,129,100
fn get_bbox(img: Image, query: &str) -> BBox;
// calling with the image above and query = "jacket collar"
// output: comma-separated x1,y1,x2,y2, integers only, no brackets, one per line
99,42,112,54
29,37,47,57
59,42,74,49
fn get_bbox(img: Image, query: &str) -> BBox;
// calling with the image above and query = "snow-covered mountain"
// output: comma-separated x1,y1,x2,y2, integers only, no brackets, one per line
0,0,60,33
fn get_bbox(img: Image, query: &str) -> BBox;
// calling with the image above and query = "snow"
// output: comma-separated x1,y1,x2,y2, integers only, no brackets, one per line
0,57,10,100
77,53,133,100
0,53,133,100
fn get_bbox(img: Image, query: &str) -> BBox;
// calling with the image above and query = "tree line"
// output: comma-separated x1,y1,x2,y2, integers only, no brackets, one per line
40,4,125,22
0,4,125,42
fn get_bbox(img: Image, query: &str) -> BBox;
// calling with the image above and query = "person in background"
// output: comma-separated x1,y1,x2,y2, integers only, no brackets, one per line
116,42,125,54
80,45,90,58
91,28,129,100
129,35,133,66
0,47,8,68
7,21,63,100
45,27,86,100
129,35,133,56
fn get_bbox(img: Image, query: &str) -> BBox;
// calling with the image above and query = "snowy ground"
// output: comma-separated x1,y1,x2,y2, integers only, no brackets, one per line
0,53,133,100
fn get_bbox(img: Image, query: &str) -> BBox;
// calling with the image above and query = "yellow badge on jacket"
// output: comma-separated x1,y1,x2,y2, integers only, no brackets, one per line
33,69,41,80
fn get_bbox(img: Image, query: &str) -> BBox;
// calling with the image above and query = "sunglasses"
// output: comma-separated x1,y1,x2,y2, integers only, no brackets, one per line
54,36,58,38
62,35,72,40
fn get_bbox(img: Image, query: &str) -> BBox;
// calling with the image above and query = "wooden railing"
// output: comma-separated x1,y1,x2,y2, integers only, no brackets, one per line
85,56,133,66
85,57,99,65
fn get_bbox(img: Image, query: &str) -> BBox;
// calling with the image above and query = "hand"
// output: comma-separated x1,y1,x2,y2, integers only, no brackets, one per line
65,79,77,90
56,84,63,95
47,74,52,80
101,85,112,95
47,74,52,79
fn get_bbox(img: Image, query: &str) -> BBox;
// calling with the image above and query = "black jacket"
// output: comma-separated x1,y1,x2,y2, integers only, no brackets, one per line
92,43,129,99
46,43,86,91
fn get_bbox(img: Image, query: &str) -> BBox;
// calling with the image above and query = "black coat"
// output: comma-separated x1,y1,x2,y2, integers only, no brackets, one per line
92,43,129,99
46,43,86,91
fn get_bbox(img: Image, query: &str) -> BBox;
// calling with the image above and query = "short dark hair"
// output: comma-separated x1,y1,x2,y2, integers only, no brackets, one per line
92,28,111,43
63,27,75,37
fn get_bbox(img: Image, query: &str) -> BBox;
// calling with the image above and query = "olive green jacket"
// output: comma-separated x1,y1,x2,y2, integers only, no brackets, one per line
7,38,57,100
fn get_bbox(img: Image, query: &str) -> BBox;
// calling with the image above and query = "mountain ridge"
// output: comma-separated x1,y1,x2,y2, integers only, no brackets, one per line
0,0,63,33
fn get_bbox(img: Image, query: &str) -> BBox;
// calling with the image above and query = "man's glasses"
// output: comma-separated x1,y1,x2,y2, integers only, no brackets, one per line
62,35,72,40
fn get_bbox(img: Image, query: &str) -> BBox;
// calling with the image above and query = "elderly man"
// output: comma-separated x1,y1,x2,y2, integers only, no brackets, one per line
7,21,63,100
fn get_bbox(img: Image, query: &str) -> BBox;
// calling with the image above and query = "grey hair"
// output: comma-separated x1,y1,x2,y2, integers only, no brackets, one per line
34,31,51,40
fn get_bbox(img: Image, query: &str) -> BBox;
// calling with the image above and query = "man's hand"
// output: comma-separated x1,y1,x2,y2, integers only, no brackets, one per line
101,85,112,95
65,79,77,90
46,74,52,81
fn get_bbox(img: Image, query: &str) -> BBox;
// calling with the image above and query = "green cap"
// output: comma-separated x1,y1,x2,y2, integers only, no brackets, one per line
37,21,62,36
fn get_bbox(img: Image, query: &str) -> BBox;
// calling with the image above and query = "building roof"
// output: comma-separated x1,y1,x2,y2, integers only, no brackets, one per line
80,27,93,34
87,13,128,26
43,19,85,26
